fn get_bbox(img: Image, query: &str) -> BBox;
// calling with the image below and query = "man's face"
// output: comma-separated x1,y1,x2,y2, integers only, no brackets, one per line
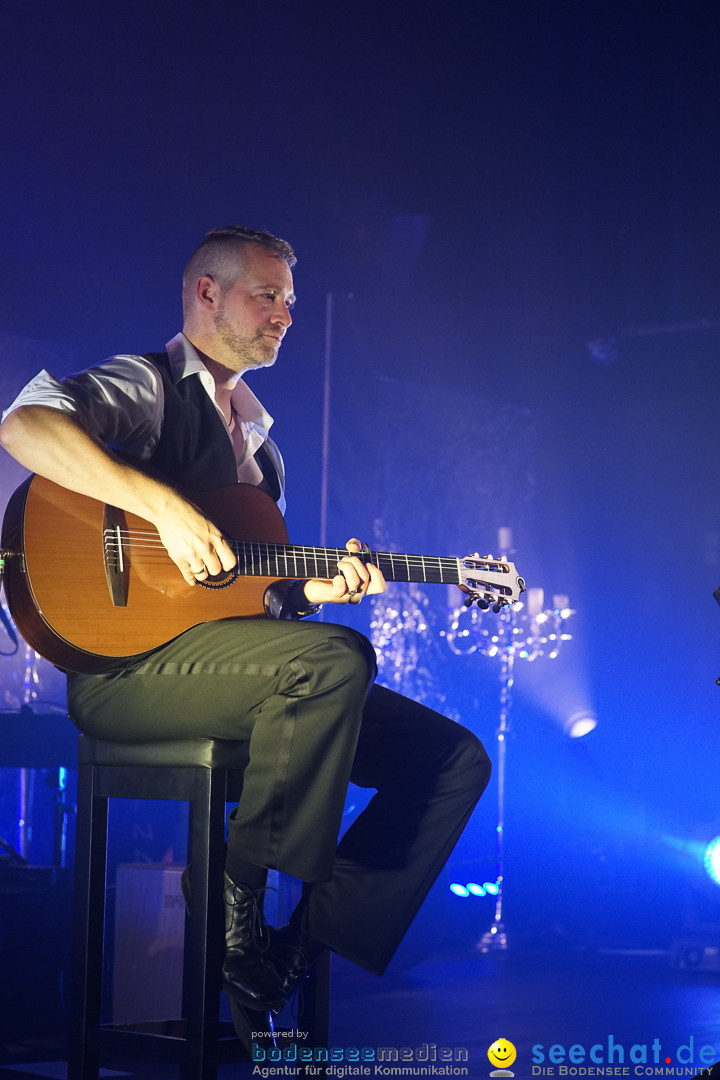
212,245,295,373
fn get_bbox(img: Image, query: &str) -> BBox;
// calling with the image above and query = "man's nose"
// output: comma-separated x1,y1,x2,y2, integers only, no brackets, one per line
273,301,292,328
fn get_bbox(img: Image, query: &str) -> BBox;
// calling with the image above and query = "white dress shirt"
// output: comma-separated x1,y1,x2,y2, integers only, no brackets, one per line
3,332,287,514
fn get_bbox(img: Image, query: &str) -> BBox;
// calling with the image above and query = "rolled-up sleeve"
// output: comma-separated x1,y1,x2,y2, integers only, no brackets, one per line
2,356,165,459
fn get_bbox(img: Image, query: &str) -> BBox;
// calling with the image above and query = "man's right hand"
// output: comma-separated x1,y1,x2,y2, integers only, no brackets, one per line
154,492,237,586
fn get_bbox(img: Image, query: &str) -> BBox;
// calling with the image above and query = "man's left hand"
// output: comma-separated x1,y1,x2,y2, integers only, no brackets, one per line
301,538,386,606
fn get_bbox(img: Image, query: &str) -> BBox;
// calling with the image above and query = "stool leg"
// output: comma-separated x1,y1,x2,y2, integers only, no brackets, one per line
298,945,331,1047
68,764,108,1080
181,767,227,1080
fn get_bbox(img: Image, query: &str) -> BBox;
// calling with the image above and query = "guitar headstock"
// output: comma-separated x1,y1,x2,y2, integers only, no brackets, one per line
458,554,526,612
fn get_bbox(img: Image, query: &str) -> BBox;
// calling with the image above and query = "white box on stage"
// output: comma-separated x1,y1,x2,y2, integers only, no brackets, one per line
112,863,186,1023
670,936,720,973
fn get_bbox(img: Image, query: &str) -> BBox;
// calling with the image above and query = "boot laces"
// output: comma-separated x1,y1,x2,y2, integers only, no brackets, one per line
228,882,275,953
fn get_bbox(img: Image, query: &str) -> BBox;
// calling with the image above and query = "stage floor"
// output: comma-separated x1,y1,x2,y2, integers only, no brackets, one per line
1,945,719,1079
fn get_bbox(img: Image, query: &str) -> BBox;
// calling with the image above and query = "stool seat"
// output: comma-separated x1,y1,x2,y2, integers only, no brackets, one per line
69,733,330,1080
77,735,251,770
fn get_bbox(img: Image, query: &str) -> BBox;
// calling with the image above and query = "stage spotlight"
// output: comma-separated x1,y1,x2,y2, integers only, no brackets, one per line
563,709,597,738
703,837,720,886
669,827,720,971
467,883,486,896
449,880,500,898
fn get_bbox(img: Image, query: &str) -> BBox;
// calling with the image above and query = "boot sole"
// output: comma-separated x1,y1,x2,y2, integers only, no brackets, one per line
227,995,278,1053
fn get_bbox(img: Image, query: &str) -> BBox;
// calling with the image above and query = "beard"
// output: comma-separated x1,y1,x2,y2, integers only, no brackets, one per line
212,311,279,372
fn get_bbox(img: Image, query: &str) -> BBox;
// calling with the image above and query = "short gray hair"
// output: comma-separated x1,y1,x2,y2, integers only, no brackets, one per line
182,225,296,314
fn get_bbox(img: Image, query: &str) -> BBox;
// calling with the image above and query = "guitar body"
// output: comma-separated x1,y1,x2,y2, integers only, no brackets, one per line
2,475,289,673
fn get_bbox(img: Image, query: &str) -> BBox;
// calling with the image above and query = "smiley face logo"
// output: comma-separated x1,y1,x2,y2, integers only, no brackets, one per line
488,1038,517,1073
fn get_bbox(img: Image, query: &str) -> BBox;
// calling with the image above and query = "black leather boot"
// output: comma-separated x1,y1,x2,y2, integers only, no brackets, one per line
270,924,324,1013
220,872,286,1012
228,997,278,1053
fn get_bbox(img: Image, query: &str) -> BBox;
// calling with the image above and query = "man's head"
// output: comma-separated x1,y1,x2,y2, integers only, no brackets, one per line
182,225,296,317
182,226,296,377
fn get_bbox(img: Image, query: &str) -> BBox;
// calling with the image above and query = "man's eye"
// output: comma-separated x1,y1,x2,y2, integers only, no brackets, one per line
260,292,293,308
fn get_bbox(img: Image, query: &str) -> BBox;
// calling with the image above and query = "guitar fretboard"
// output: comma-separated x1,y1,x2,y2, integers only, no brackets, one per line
232,541,465,585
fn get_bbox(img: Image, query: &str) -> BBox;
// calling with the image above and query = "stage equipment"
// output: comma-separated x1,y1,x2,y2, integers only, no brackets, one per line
0,863,73,1041
671,824,720,973
443,530,574,951
113,863,186,1024
0,596,72,865
704,837,720,888
450,880,500,898
563,709,597,738
0,708,78,868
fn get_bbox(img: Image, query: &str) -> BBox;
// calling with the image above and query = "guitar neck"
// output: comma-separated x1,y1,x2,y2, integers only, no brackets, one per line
232,541,463,585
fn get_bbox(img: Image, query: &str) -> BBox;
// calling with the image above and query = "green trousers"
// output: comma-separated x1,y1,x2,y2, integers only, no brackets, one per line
68,617,490,973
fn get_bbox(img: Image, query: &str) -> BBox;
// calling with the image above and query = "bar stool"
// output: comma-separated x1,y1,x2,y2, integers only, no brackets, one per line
69,734,330,1080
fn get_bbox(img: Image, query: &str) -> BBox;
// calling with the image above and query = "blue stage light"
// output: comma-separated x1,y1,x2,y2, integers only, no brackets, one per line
449,880,501,898
703,836,720,886
564,709,597,738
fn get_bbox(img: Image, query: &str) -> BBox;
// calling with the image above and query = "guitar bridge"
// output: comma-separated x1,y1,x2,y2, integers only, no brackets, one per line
103,505,129,607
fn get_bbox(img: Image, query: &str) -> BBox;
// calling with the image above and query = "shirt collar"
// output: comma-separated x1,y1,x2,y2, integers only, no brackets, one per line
165,332,275,434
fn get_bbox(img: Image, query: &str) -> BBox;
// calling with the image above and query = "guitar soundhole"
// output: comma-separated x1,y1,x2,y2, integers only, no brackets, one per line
196,567,240,590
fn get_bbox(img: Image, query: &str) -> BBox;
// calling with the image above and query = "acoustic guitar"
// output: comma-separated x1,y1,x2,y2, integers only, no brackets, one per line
1,474,526,674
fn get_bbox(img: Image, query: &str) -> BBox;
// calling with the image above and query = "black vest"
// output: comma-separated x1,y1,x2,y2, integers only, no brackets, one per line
142,352,281,502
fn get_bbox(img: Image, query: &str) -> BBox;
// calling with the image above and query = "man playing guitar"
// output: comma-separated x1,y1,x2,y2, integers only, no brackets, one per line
0,226,492,1042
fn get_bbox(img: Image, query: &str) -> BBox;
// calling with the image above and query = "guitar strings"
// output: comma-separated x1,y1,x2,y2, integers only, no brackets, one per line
104,531,514,598
108,530,481,566
107,528,503,575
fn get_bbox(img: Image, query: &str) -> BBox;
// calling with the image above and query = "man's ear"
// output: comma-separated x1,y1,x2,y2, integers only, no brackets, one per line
195,274,220,312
